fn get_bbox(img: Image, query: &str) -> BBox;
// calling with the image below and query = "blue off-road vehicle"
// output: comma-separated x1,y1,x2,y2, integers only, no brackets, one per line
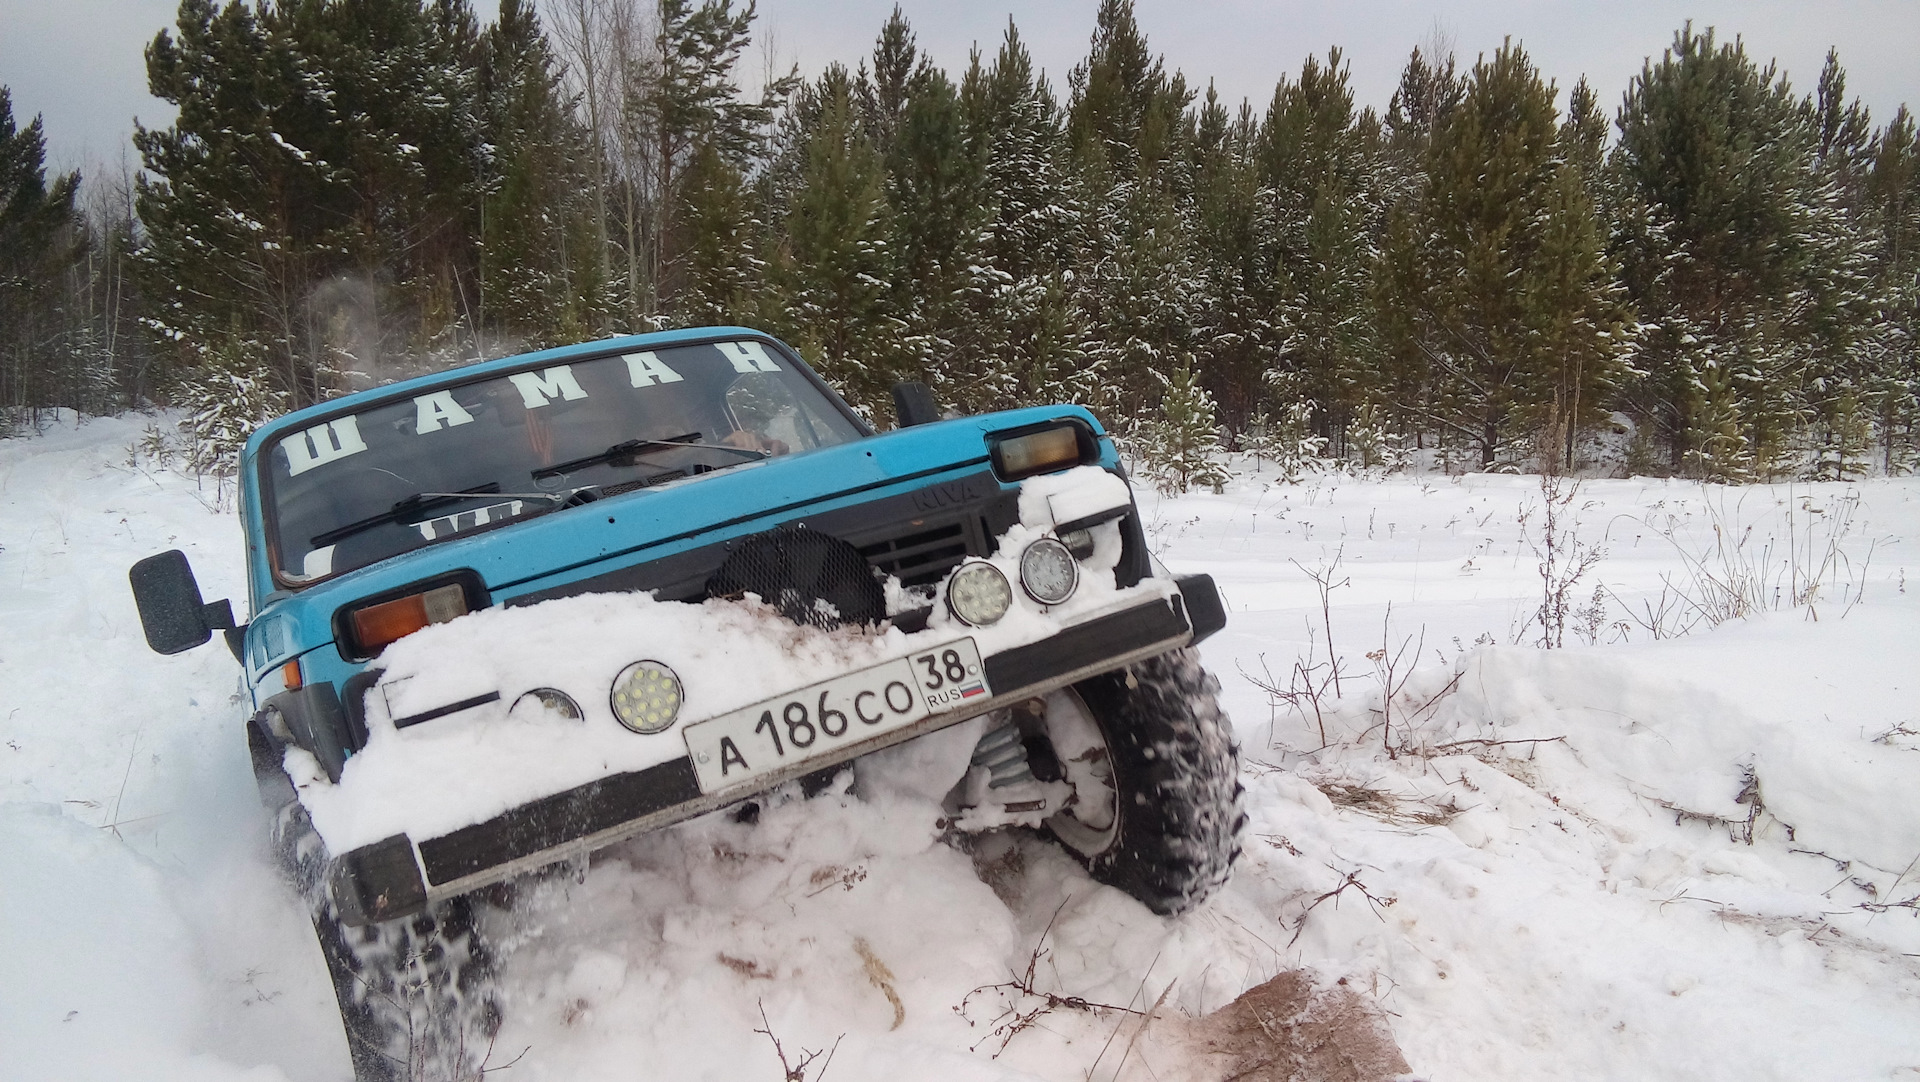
130,327,1240,1081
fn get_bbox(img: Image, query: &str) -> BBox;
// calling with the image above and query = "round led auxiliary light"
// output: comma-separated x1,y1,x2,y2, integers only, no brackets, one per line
1019,537,1079,605
947,560,1014,626
610,660,684,733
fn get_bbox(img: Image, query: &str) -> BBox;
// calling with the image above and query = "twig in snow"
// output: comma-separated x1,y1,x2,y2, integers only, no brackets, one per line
1366,604,1423,758
1289,548,1351,698
954,900,1141,1057
755,1000,841,1081
1429,735,1568,753
1287,866,1395,947
1101,976,1176,1082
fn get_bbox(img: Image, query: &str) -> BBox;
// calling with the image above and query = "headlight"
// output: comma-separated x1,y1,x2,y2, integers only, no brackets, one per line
988,420,1094,480
946,560,1013,626
610,660,683,733
1019,538,1079,604
510,688,583,722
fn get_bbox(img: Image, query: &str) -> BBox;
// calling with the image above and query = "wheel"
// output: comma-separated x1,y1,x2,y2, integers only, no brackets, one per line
1041,647,1245,916
256,721,501,1082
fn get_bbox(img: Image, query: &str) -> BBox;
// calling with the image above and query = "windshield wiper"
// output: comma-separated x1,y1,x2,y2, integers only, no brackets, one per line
530,431,766,480
311,483,543,548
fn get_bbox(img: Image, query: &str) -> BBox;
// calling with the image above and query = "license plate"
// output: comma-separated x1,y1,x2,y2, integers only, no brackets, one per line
683,638,991,793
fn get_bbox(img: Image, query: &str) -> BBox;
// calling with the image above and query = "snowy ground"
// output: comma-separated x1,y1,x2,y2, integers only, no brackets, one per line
4,413,1919,1081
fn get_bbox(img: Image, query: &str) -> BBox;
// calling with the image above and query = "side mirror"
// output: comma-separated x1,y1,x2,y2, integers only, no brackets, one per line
891,381,942,428
130,550,240,658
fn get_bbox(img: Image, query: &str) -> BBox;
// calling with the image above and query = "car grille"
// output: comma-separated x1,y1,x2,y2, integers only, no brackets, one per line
857,522,971,587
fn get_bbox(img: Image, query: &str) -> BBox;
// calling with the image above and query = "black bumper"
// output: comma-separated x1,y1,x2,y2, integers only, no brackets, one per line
329,576,1223,923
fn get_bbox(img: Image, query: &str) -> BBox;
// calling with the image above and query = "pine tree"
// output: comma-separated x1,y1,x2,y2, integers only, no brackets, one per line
1612,24,1837,475
623,0,787,318
1141,364,1230,493
768,66,898,418
1372,46,1462,448
137,0,495,402
478,0,605,346
0,87,84,425
675,140,765,326
1798,50,1881,478
1381,41,1628,469
176,331,290,478
1685,357,1751,481
1255,49,1384,451
858,5,924,157
1065,0,1196,427
1867,107,1920,471
881,36,992,402
1187,84,1267,434
957,21,1090,412
136,0,323,402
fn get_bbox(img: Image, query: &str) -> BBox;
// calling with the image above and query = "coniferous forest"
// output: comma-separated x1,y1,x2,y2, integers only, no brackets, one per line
3,0,1918,485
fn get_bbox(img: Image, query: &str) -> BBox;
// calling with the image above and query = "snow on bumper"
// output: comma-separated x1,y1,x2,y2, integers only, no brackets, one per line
288,466,1222,914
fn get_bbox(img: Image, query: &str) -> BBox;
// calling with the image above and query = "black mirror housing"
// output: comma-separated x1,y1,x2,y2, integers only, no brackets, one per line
130,550,236,656
891,381,942,428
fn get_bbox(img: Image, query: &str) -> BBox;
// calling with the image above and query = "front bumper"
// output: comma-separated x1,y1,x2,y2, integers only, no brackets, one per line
328,575,1221,924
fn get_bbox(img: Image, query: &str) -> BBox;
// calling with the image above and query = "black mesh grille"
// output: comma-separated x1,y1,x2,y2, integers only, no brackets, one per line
857,522,970,587
707,526,886,628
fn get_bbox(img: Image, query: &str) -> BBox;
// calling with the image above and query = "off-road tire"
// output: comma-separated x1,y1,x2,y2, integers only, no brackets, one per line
257,725,501,1082
1052,647,1245,915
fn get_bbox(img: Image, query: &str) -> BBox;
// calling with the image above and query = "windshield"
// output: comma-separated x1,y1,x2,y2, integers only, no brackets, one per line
261,338,864,585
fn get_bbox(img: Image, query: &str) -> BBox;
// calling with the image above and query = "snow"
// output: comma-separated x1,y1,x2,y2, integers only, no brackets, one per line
3,413,1918,1081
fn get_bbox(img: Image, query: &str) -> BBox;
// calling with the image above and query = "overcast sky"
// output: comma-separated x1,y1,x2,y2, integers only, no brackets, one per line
4,0,1917,181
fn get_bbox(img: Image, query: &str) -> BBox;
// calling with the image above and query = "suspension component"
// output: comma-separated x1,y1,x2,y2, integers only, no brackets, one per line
970,717,1036,790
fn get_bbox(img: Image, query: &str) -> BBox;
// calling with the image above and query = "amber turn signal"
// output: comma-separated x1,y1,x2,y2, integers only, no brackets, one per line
348,583,469,655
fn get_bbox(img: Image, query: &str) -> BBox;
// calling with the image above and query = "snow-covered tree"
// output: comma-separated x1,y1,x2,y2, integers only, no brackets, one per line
478,0,607,346
0,87,85,425
1379,41,1629,469
1140,364,1231,493
1612,25,1862,476
768,66,900,418
1255,49,1384,448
